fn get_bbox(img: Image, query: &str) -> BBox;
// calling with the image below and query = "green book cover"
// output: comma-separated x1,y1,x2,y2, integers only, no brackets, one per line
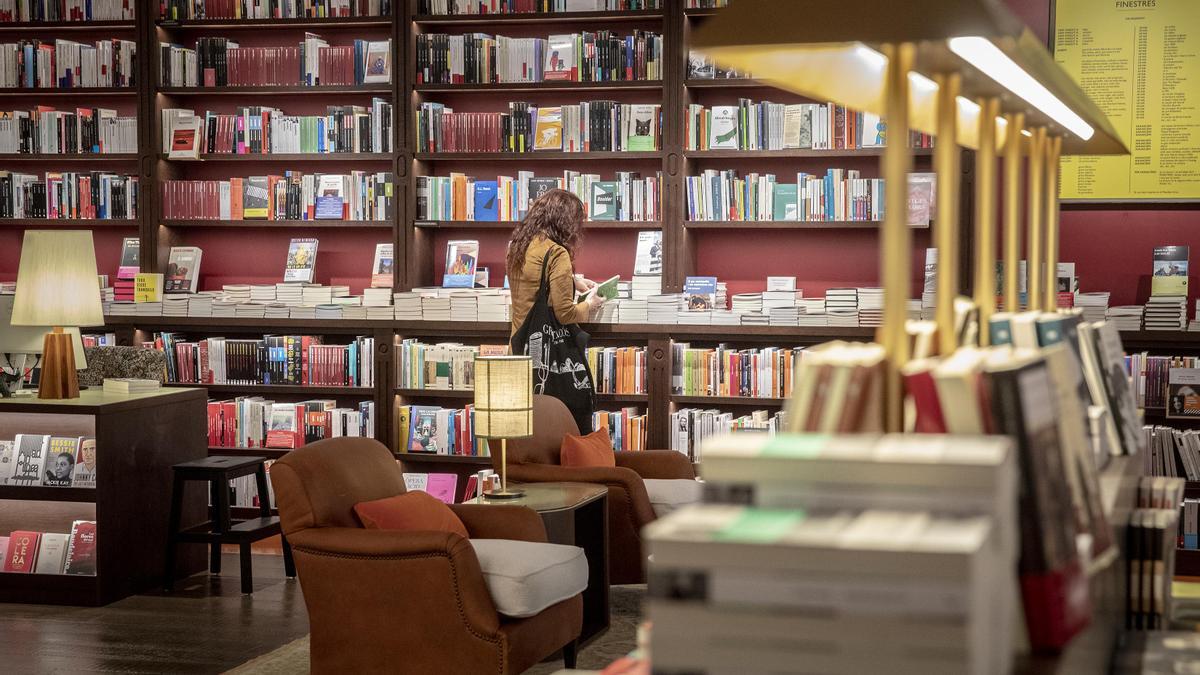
773,184,798,221
590,181,619,221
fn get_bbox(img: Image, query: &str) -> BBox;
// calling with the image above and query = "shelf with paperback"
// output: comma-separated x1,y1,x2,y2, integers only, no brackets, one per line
158,17,394,30
412,10,664,26
0,21,136,31
414,219,656,230
161,153,394,162
160,219,393,229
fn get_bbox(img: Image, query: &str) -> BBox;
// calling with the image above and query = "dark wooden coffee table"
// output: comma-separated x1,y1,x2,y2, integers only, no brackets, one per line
468,482,609,645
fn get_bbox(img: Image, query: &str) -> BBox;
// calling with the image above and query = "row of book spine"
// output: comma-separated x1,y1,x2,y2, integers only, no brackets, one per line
0,39,137,89
0,170,137,219
397,339,509,391
398,404,490,456
160,0,390,20
586,345,646,394
670,343,795,398
0,109,136,155
415,30,661,84
167,101,393,155
668,407,783,461
417,171,660,221
685,168,898,223
0,0,134,21
159,171,393,221
417,100,659,153
592,406,647,452
417,0,659,14
686,99,935,152
154,332,376,387
1126,353,1196,410
207,398,375,449
0,522,96,577
158,37,389,87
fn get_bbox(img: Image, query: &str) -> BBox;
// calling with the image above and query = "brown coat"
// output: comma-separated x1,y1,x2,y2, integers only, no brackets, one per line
509,235,590,337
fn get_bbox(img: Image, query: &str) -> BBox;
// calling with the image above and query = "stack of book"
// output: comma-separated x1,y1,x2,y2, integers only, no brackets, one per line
1191,300,1200,332
393,292,423,320
1076,291,1110,323
856,287,883,327
730,293,762,314
647,433,1017,675
1144,296,1186,331
1108,305,1145,331
648,294,680,324
767,306,799,326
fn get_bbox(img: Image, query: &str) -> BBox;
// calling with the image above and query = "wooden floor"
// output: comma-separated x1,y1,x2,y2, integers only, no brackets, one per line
0,552,308,674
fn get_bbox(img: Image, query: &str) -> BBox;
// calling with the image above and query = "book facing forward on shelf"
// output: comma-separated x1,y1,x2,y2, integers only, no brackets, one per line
403,472,458,504
683,276,717,311
443,240,479,288
167,115,203,159
117,237,140,279
71,438,97,489
3,531,40,574
41,437,78,488
32,532,69,576
1152,245,1189,297
165,246,203,294
63,520,97,576
634,230,662,276
371,243,394,289
134,273,163,303
9,433,49,487
284,238,319,283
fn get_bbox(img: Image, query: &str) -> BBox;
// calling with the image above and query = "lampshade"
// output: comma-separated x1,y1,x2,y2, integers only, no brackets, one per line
474,356,533,439
11,230,104,327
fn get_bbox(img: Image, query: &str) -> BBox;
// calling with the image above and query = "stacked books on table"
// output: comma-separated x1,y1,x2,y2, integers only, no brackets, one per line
1191,300,1200,332
1077,292,1110,323
1144,296,1186,331
647,433,1018,675
101,378,160,395
856,287,883,327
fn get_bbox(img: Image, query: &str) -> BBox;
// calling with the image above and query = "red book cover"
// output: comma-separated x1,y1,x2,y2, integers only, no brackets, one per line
1020,559,1090,650
64,521,97,576
903,364,948,433
207,401,220,446
223,401,237,447
4,531,41,574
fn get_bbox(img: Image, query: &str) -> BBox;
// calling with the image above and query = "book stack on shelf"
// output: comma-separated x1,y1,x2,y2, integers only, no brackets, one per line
0,434,97,489
159,172,394,221
207,399,375,450
0,107,137,154
592,407,647,452
1,521,97,577
1108,305,1145,332
1077,291,1110,323
586,345,645,394
825,288,858,326
645,434,1017,674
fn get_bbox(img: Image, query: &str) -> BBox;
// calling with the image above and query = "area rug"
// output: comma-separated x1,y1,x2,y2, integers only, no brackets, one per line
224,585,644,674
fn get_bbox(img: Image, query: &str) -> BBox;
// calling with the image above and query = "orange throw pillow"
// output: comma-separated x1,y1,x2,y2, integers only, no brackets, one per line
560,429,616,468
353,491,469,539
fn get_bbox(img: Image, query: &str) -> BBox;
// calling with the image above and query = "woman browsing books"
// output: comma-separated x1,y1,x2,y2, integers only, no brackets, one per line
507,189,605,433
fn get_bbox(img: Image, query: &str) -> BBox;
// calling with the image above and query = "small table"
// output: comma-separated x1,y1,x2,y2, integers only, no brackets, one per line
469,482,610,645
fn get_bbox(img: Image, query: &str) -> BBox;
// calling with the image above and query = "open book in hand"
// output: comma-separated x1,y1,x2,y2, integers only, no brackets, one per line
577,275,620,303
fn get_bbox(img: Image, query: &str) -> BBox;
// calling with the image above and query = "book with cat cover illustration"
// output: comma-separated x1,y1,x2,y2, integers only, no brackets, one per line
627,105,658,151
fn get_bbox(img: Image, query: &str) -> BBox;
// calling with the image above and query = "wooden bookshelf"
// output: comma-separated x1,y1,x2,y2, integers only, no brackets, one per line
0,20,136,31
158,16,392,29
0,154,138,161
415,151,661,161
684,220,884,229
161,219,392,229
0,219,139,227
412,9,664,26
163,153,394,162
413,80,663,93
157,85,393,96
414,219,658,230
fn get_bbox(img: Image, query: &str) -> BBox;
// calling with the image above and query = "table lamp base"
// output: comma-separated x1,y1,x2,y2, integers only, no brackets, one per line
39,327,79,400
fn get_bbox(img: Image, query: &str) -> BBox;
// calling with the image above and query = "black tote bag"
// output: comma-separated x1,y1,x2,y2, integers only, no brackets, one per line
510,250,595,434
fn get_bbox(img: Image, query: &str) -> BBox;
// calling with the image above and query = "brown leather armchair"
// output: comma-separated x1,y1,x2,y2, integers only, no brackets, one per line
500,395,697,585
271,436,582,674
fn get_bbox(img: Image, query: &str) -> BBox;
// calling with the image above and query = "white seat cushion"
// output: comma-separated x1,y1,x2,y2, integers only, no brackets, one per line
644,478,704,518
469,539,588,618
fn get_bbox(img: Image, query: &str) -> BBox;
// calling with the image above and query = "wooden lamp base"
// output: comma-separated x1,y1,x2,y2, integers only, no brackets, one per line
39,327,79,400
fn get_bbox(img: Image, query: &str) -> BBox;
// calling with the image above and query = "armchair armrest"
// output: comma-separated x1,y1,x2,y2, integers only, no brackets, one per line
287,527,501,636
507,463,657,530
615,450,697,480
449,504,547,543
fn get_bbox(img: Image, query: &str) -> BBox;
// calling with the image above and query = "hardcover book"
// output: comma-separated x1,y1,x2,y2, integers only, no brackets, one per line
772,184,798,220
590,181,619,221
684,276,718,311
3,531,40,574
32,532,69,575
284,238,319,283
627,105,658,152
371,243,394,289
533,107,563,151
442,240,479,288
64,520,97,576
634,231,663,276
42,436,78,487
9,434,49,487
707,106,739,150
1152,245,1189,297
134,273,163,302
165,246,202,294
528,177,560,206
407,406,442,454
71,437,97,489
242,176,270,219
167,115,202,159
544,35,576,81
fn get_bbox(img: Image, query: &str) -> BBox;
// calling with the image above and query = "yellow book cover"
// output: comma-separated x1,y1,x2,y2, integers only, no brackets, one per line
134,273,163,302
1152,246,1189,297
396,405,410,451
533,106,563,151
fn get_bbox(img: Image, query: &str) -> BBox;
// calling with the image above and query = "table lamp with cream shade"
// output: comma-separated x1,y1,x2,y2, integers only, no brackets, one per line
474,355,532,499
10,230,104,399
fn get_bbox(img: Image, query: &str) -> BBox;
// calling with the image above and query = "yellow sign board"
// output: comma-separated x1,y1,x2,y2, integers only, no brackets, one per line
1054,0,1200,201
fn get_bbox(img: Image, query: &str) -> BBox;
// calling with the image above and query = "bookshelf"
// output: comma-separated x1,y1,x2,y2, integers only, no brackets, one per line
15,3,977,474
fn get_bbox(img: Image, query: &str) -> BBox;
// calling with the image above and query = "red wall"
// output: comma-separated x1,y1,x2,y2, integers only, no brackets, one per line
1004,0,1199,307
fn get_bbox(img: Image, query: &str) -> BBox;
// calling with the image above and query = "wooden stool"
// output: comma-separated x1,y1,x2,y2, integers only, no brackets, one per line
164,455,295,594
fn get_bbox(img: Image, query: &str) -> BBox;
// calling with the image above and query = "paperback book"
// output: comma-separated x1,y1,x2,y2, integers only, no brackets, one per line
590,181,619,220
1152,245,1189,296
284,238,319,283
684,276,718,311
443,240,479,288
164,246,202,294
134,273,163,302
1168,368,1200,419
371,243,394,289
42,436,78,487
634,231,662,276
315,175,346,220
117,237,140,278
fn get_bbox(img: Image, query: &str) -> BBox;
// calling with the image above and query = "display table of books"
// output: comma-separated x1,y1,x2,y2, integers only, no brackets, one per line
0,388,208,606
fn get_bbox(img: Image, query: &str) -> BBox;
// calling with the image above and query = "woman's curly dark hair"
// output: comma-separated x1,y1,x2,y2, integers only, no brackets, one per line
506,188,585,277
